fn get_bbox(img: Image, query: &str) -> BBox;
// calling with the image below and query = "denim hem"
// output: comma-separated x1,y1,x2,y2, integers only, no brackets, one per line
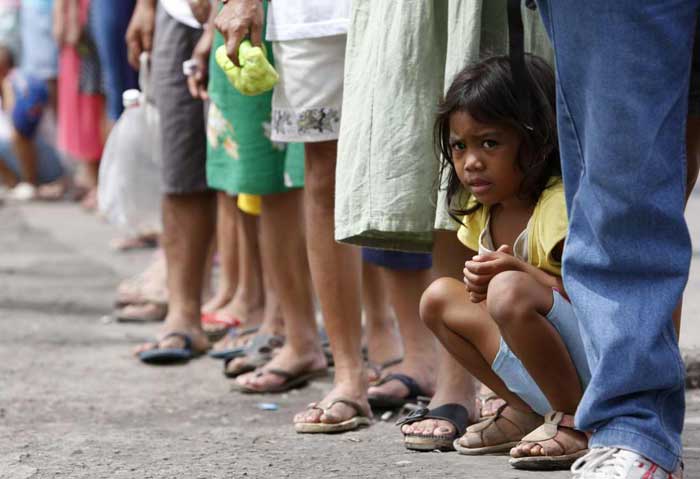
590,426,682,472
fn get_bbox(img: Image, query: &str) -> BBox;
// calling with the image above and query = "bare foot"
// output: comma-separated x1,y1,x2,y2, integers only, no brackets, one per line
203,293,264,335
210,326,258,352
478,384,506,417
234,344,327,391
294,384,371,427
365,316,403,384
116,252,166,305
201,288,235,315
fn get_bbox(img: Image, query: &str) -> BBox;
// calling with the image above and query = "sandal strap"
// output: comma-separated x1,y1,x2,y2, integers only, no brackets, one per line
374,373,427,400
396,403,470,437
325,397,371,418
520,411,577,443
368,357,403,377
160,332,192,351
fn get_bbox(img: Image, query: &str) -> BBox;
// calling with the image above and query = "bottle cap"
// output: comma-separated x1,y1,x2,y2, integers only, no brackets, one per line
122,89,141,108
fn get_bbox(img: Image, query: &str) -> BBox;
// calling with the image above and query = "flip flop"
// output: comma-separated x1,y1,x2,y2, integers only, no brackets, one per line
138,332,201,365
223,333,284,378
368,373,431,410
116,302,167,323
397,404,471,451
201,312,241,328
208,326,260,359
232,367,328,394
294,397,372,434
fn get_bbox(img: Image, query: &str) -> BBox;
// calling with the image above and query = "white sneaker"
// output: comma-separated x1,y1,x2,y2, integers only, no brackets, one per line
8,182,37,201
571,447,683,479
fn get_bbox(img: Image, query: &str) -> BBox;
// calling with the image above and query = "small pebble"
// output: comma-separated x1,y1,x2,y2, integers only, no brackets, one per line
395,460,412,466
381,411,393,421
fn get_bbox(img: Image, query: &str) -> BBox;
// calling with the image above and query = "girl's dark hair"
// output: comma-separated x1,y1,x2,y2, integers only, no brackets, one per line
435,54,560,220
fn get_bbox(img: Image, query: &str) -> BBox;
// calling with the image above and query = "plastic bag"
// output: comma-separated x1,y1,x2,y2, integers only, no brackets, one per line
98,53,162,235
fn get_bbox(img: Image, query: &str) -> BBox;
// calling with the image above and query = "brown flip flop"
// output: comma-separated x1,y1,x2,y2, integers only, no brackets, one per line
295,398,372,434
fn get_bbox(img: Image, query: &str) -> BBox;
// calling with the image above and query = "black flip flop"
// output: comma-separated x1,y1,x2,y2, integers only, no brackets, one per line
368,373,431,410
138,332,200,365
396,404,471,451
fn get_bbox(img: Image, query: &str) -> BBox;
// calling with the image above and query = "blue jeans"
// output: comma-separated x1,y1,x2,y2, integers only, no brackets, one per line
90,0,138,120
535,0,698,471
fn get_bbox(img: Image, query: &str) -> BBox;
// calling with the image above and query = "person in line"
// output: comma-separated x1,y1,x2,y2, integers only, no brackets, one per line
127,0,215,363
216,0,365,418
54,0,106,210
533,1,696,477
416,55,591,470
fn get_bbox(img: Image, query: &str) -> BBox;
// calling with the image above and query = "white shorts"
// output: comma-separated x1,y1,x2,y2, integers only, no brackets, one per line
270,35,346,143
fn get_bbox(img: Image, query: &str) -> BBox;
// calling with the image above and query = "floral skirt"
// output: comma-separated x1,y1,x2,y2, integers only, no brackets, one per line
206,31,304,196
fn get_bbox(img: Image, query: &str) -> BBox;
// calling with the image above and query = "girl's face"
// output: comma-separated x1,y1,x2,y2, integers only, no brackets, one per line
449,111,525,207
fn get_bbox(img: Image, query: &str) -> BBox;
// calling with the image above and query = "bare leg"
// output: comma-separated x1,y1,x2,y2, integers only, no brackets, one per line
80,162,100,210
420,277,530,412
202,192,239,313
362,262,403,383
401,230,479,438
212,207,264,327
487,271,587,458
293,141,367,426
235,188,326,390
135,191,215,355
11,131,39,186
673,116,700,336
0,157,18,187
367,267,437,398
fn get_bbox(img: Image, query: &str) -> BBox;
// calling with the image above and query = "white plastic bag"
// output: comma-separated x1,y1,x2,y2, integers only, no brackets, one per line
98,53,162,235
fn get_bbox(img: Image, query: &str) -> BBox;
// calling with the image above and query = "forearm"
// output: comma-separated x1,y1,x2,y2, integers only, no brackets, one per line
137,0,157,8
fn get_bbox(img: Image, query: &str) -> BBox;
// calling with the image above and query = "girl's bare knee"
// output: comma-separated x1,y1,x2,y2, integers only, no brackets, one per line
419,277,456,331
486,271,534,326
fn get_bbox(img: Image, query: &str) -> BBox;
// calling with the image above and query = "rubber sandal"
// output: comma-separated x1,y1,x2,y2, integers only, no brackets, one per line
232,367,328,394
368,373,431,410
115,302,167,323
223,333,284,378
294,397,372,434
397,403,472,451
138,332,201,365
508,411,589,471
454,404,542,455
208,326,260,359
201,312,241,329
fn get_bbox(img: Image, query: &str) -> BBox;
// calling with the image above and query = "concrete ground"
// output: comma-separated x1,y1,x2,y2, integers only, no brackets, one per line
0,188,699,479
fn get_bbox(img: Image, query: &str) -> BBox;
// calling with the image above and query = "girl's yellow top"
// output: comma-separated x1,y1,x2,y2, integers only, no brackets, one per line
457,177,568,276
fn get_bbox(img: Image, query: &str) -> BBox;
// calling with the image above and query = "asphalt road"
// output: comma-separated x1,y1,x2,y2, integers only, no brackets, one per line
0,199,698,479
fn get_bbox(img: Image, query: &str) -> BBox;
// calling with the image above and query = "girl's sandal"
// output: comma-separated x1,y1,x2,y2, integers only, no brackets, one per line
454,404,542,455
508,411,589,471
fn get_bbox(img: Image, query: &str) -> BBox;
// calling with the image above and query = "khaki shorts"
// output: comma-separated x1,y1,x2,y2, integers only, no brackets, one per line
270,35,346,143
